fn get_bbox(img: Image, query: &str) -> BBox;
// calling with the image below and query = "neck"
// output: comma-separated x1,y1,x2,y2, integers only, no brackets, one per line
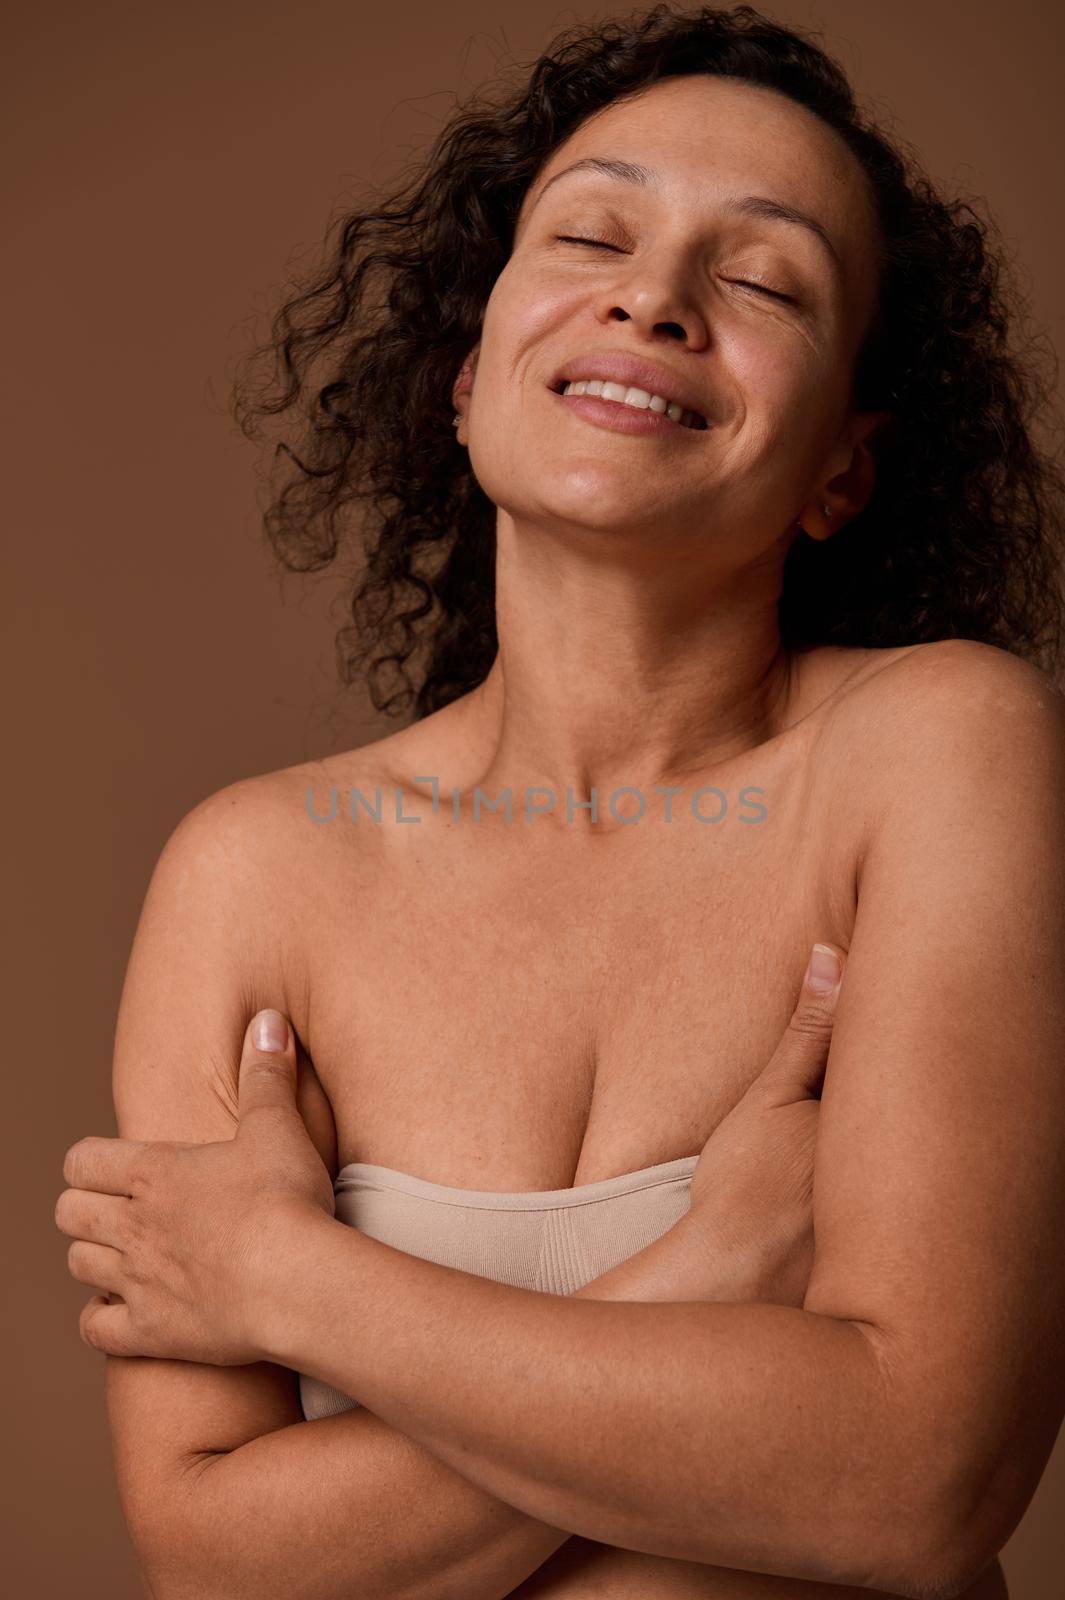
455,511,801,817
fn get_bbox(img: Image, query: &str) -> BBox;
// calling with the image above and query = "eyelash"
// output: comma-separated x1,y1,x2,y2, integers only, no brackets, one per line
554,235,797,304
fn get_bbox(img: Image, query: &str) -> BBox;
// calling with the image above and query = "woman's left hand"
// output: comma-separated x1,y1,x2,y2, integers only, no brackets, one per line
54,1009,337,1365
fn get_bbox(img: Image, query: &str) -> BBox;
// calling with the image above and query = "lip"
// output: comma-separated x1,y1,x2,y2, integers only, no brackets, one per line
548,388,703,437
547,350,711,427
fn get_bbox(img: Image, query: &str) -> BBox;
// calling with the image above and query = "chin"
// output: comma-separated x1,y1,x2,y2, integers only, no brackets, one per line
519,466,674,535
521,499,663,540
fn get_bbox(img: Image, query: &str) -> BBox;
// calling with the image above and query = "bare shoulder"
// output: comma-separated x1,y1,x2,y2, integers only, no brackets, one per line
161,736,403,883
824,641,1065,903
121,768,326,1108
137,773,294,960
850,637,1061,723
150,720,446,976
160,769,295,879
153,701,459,928
138,761,364,1036
829,638,1064,787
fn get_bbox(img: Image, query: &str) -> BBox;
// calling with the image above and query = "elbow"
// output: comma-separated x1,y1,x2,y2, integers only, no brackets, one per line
876,1533,991,1600
844,1332,1009,1600
881,1534,999,1600
121,1454,243,1600
870,1467,1003,1600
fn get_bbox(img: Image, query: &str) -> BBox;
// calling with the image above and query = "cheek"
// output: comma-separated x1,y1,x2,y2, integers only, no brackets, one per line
719,323,810,406
504,277,574,341
723,327,833,450
478,266,585,395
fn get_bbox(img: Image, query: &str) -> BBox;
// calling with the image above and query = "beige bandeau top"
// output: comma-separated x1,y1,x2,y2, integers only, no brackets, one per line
298,1154,700,1422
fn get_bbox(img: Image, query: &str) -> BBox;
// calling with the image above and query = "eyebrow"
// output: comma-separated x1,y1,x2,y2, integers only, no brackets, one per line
528,156,842,275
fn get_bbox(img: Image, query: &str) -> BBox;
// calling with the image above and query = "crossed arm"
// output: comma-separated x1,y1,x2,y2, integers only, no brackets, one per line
104,643,1065,1600
117,1221,767,1600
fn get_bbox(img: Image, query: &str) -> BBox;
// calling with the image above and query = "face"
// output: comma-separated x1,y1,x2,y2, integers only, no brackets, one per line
457,74,886,556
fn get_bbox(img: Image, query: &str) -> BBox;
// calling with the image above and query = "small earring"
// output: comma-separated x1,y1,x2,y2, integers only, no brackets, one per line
452,414,461,428
822,504,831,518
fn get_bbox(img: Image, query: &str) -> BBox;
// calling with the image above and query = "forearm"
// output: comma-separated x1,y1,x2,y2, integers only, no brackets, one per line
151,1405,567,1600
148,1215,748,1600
268,1217,946,1598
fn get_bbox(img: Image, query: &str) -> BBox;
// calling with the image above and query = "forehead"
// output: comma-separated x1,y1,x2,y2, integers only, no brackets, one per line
520,74,878,311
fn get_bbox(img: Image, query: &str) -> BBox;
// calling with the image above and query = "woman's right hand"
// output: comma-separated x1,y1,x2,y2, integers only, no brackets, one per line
685,942,846,1309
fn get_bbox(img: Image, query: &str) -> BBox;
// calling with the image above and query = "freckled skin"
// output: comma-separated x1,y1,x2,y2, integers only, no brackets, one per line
100,71,1022,1600
461,74,886,558
273,77,1007,1600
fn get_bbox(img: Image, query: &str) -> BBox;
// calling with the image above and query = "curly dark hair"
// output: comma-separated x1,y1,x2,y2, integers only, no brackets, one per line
230,2,1065,719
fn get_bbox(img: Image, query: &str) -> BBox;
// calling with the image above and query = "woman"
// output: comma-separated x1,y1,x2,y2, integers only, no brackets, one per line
55,5,1065,1597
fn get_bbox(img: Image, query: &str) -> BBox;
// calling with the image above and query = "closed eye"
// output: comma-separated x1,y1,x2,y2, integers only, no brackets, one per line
556,235,624,252
556,240,797,305
727,279,797,305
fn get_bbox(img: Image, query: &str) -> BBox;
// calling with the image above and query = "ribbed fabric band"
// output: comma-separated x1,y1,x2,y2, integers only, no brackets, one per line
298,1155,699,1421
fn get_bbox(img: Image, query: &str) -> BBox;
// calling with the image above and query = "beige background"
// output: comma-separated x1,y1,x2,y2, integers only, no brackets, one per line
5,1,1062,1593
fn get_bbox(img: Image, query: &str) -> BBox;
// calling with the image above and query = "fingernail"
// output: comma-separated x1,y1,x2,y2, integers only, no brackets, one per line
805,944,841,994
253,1009,288,1052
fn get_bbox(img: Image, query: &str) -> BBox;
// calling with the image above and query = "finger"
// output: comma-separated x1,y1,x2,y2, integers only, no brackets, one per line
67,1238,125,1292
760,942,846,1102
79,1293,135,1356
54,1188,129,1247
237,1008,298,1121
62,1135,151,1196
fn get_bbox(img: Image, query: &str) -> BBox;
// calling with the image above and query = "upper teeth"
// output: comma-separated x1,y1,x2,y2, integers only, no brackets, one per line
561,378,701,427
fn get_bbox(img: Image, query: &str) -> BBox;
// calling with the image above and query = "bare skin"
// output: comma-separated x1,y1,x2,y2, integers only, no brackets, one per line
223,72,1029,1587
267,636,1008,1599
83,629,1057,1598
79,70,1064,1597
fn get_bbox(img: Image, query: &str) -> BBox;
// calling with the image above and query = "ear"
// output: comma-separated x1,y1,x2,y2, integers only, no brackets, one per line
451,344,480,443
794,408,894,541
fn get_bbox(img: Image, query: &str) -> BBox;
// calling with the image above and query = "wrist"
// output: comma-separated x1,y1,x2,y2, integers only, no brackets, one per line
573,1214,765,1305
255,1203,349,1367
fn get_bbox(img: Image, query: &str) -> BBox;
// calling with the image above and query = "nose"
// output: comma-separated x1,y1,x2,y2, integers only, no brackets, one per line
595,256,711,351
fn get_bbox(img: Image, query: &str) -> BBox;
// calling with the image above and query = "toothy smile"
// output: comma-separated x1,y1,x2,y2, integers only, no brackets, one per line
558,378,706,429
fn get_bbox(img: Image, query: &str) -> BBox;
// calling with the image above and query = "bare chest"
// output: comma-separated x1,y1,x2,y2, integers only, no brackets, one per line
295,727,861,1191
